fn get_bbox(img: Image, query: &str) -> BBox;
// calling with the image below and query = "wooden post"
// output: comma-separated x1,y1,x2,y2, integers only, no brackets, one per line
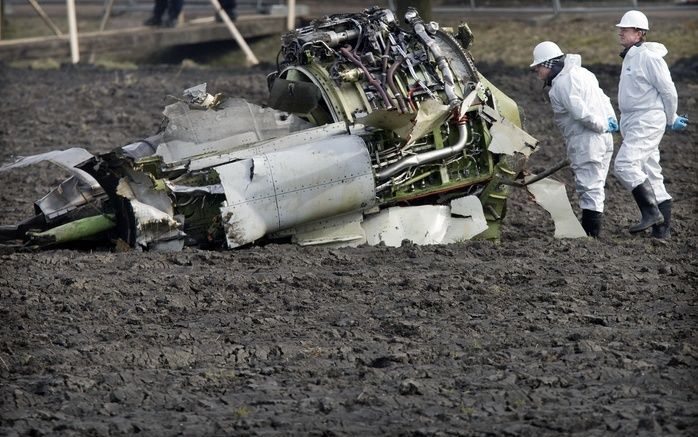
552,0,562,15
287,0,295,31
99,0,116,32
66,0,79,63
209,0,259,65
27,0,63,36
0,0,4,40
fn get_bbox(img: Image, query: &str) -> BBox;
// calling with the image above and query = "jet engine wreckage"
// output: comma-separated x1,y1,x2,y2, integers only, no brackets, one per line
0,7,586,251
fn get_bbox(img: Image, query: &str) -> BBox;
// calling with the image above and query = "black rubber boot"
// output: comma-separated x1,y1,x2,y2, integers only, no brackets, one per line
581,209,603,238
651,199,671,239
629,179,664,234
144,16,162,26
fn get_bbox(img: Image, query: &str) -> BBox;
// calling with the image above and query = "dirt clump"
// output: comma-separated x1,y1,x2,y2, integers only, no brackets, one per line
0,61,696,436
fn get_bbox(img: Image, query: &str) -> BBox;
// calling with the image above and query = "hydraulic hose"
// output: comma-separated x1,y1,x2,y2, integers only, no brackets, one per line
340,46,393,109
387,56,408,113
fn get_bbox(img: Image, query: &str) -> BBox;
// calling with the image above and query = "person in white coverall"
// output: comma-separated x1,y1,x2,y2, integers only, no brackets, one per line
530,41,618,237
614,10,688,238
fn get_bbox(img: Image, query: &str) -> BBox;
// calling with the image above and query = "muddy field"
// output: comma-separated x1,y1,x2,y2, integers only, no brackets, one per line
1,51,697,435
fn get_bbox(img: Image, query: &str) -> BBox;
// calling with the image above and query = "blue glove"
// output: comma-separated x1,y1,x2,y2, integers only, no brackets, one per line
668,115,688,131
607,117,619,133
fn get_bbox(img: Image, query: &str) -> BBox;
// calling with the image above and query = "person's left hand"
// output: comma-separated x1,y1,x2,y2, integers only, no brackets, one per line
606,117,619,133
668,114,688,131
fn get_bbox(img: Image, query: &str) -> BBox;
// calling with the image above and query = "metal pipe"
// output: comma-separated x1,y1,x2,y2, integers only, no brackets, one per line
499,158,571,188
406,9,459,105
376,122,469,180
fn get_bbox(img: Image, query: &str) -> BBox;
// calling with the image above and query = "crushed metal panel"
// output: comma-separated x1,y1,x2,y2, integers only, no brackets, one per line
398,99,453,148
356,99,452,147
1,148,105,220
444,195,489,241
217,135,376,248
362,195,488,247
526,178,587,238
488,118,536,157
217,157,277,247
357,109,415,138
363,205,451,247
129,199,184,250
115,172,185,249
480,105,538,157
165,181,225,195
121,139,159,160
187,121,351,171
289,212,367,247
115,173,174,218
36,176,101,220
0,147,99,189
158,98,313,163
155,132,259,164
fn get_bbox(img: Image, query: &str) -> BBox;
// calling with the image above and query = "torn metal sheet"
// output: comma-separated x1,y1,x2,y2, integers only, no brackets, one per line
1,148,105,220
445,195,489,240
362,205,451,247
182,83,223,109
0,147,98,188
115,173,174,218
356,109,415,136
526,178,587,238
186,122,352,171
35,176,102,220
114,172,185,249
362,195,488,247
165,182,225,195
356,99,452,148
288,212,367,247
129,199,184,250
398,99,453,149
488,118,537,157
217,135,376,248
158,98,313,163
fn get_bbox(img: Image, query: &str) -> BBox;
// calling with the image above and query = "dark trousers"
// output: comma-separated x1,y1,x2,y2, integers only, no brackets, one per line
219,0,236,14
153,0,183,20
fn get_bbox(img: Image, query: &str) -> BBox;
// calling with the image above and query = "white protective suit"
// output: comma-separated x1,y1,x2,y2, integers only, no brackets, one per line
614,42,678,203
549,54,616,212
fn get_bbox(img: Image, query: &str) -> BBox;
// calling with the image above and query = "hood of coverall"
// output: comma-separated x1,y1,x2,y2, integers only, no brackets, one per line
626,42,668,59
558,53,582,75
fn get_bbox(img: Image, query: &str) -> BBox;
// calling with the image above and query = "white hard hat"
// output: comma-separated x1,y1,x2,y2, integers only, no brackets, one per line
616,10,649,31
530,41,564,68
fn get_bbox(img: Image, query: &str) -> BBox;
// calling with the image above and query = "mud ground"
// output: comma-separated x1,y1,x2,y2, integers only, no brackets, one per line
0,54,697,435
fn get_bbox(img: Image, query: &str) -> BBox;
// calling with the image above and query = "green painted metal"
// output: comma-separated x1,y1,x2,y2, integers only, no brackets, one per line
28,214,116,245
